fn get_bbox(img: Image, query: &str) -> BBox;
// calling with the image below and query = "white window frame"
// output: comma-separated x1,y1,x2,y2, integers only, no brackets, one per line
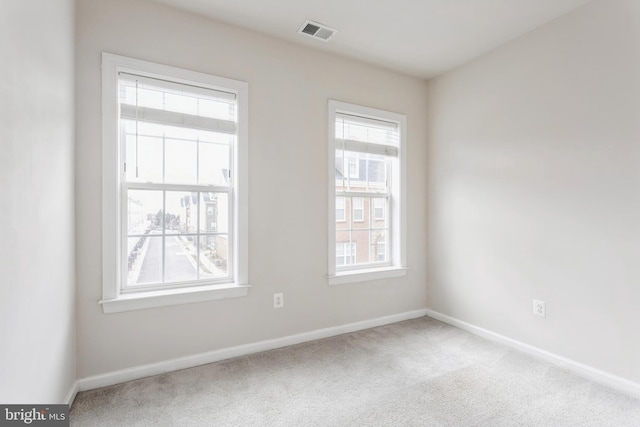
327,100,407,285
100,53,249,313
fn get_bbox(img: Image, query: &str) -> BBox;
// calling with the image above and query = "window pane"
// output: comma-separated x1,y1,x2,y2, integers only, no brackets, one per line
371,230,388,263
335,150,362,191
351,229,370,265
372,197,386,224
335,150,388,192
336,242,356,267
348,158,359,179
124,130,163,183
199,235,229,278
165,191,197,234
135,87,163,109
163,124,198,141
165,138,197,184
165,92,198,116
136,121,164,137
129,235,162,285
336,227,350,243
199,141,230,186
127,190,162,235
367,158,387,191
164,235,198,283
198,98,236,122
352,197,366,226
199,193,228,233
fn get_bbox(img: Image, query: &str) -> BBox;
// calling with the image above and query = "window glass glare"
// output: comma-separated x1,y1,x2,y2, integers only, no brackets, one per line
124,132,163,183
199,142,230,186
123,120,232,186
165,139,197,185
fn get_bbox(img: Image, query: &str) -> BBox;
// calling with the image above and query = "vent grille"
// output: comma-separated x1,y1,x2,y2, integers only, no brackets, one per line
298,20,337,42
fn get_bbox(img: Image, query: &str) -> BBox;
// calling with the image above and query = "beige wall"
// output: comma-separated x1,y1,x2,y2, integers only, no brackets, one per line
76,0,428,378
0,0,76,403
427,0,640,383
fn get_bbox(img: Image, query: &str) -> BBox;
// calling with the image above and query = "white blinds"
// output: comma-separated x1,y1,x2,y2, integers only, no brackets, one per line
335,113,399,157
118,72,237,134
119,104,236,134
119,73,236,101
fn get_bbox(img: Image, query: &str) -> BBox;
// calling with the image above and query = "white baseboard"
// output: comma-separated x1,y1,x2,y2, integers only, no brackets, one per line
425,309,640,399
64,380,79,406
77,308,428,393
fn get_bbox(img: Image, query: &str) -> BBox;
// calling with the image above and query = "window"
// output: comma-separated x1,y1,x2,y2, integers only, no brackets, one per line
327,100,407,285
101,53,248,313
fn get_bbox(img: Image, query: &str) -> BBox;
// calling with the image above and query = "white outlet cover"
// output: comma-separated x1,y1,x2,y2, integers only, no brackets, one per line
273,293,284,309
533,300,546,318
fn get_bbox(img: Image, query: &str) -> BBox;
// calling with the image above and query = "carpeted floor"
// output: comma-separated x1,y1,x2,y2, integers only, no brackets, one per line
70,316,640,426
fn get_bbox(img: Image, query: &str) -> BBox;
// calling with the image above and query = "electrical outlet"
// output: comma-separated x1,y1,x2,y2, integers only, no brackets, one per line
273,293,284,309
533,300,546,318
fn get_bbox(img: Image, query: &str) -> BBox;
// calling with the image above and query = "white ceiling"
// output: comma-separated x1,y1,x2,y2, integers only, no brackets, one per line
152,0,593,79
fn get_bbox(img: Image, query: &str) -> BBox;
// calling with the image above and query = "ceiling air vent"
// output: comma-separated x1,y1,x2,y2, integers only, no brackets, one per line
298,20,337,42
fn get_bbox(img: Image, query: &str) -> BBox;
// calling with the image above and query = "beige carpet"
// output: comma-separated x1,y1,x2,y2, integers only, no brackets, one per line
70,317,640,426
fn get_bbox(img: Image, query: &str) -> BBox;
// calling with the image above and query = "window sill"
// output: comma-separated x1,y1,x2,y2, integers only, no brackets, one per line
328,266,407,286
100,283,250,314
